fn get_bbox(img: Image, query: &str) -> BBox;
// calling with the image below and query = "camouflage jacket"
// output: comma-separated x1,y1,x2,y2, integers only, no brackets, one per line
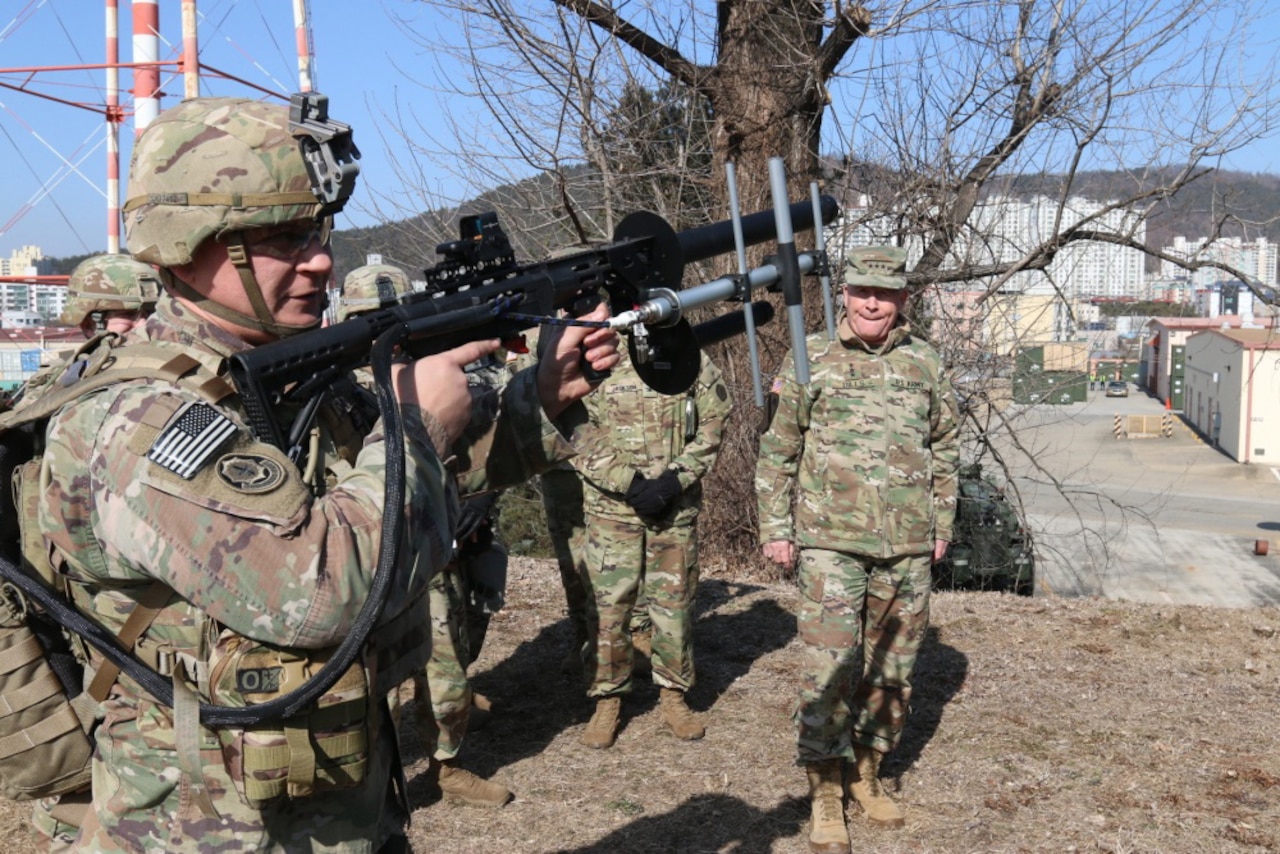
756,317,959,558
576,350,730,525
33,295,576,852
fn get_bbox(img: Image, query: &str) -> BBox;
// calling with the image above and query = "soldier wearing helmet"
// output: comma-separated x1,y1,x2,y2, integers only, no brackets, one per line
336,263,413,322
338,261,513,806
60,253,161,336
26,94,619,852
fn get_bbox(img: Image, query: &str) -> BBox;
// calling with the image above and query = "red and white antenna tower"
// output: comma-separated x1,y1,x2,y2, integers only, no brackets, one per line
0,0,316,270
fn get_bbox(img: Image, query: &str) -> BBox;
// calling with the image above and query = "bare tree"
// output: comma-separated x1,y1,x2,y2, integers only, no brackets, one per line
373,0,1280,574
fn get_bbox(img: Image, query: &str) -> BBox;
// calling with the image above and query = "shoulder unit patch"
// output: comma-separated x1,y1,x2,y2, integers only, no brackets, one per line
215,454,287,494
147,401,239,479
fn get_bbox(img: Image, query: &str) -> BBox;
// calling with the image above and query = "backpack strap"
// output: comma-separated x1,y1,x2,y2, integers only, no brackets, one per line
0,343,236,433
85,580,172,703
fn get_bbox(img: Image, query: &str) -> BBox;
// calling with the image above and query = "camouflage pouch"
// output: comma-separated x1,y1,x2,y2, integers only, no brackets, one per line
208,630,369,808
0,583,94,801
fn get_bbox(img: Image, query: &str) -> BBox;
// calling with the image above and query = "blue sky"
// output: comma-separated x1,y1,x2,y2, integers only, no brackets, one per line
3,0,1280,261
0,0,465,259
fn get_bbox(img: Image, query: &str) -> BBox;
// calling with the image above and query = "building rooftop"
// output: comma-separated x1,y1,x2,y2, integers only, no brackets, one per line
1148,314,1278,330
1202,327,1280,348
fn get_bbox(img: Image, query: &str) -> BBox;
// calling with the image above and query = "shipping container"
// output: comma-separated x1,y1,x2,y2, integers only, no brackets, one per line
1013,369,1088,405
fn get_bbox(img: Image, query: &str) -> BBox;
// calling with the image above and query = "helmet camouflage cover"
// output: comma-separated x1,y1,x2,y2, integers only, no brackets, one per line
60,254,161,326
337,264,412,321
123,97,327,267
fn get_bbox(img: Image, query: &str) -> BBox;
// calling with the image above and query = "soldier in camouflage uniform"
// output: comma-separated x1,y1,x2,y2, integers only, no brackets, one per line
12,255,161,419
337,264,514,807
756,246,958,851
539,462,591,672
60,253,162,337
574,348,730,749
24,97,617,853
23,260,159,850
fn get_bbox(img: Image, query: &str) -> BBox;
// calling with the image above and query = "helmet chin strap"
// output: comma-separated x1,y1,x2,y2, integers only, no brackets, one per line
163,233,321,339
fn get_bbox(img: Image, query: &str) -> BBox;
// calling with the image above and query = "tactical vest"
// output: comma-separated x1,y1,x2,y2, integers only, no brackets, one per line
0,336,416,812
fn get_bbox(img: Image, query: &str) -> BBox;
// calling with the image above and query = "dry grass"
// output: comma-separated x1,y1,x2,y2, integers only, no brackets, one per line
3,557,1279,852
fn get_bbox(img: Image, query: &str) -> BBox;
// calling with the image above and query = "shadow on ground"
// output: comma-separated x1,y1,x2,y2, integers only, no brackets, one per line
884,625,969,778
401,577,797,794
553,792,808,854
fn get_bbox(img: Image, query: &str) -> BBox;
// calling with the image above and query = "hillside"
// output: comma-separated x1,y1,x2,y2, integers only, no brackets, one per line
329,167,1280,281
43,167,1280,279
5,558,1276,852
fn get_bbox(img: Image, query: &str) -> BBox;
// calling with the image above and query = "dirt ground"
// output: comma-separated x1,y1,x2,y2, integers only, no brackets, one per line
3,556,1279,853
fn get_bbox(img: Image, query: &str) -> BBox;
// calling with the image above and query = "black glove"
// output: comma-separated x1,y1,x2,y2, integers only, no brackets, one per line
625,470,682,517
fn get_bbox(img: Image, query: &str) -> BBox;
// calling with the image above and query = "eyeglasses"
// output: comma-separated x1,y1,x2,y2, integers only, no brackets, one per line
237,219,332,260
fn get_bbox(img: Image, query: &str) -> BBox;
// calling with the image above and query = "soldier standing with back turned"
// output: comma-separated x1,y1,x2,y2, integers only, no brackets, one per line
756,247,959,852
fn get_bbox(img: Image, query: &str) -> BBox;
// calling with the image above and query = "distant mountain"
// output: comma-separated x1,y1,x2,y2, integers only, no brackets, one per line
1008,167,1280,250
42,167,1280,279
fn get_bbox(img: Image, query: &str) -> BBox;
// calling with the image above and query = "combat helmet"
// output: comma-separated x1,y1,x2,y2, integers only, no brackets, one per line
59,254,161,327
122,93,359,338
336,264,412,321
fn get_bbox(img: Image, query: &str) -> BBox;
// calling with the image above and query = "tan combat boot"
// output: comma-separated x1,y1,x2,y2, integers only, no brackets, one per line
581,696,622,748
658,687,705,740
847,746,905,828
805,759,851,854
432,759,512,807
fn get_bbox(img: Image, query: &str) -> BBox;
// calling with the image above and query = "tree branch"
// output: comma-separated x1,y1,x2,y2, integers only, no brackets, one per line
552,0,708,93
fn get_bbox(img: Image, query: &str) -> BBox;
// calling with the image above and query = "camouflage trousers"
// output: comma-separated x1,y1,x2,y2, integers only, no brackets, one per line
541,467,591,644
581,507,699,697
413,563,472,761
793,548,932,764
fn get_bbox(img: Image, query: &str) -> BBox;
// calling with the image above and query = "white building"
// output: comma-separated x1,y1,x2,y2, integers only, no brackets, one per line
828,193,1147,301
1183,328,1280,463
1159,236,1278,288
0,245,55,277
0,283,69,324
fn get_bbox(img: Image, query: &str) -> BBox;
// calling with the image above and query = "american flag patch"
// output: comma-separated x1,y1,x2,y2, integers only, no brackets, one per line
147,402,239,479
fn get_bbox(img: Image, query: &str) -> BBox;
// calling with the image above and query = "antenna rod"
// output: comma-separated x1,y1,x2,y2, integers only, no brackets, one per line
726,161,765,406
769,158,810,385
811,182,836,340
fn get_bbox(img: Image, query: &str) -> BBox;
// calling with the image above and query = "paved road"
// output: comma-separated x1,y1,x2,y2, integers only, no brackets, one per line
988,383,1280,607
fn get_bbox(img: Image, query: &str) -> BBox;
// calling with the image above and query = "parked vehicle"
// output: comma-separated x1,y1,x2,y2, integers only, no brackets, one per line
1105,380,1129,397
935,464,1035,595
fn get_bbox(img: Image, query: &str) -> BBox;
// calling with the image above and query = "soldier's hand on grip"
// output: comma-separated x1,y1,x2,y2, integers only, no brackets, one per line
393,339,502,447
536,303,620,418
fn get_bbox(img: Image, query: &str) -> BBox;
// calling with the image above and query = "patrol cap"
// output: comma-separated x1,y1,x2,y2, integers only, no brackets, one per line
842,246,907,291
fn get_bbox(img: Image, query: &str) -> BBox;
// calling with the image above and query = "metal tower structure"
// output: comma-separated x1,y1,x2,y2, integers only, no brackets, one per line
0,0,315,278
